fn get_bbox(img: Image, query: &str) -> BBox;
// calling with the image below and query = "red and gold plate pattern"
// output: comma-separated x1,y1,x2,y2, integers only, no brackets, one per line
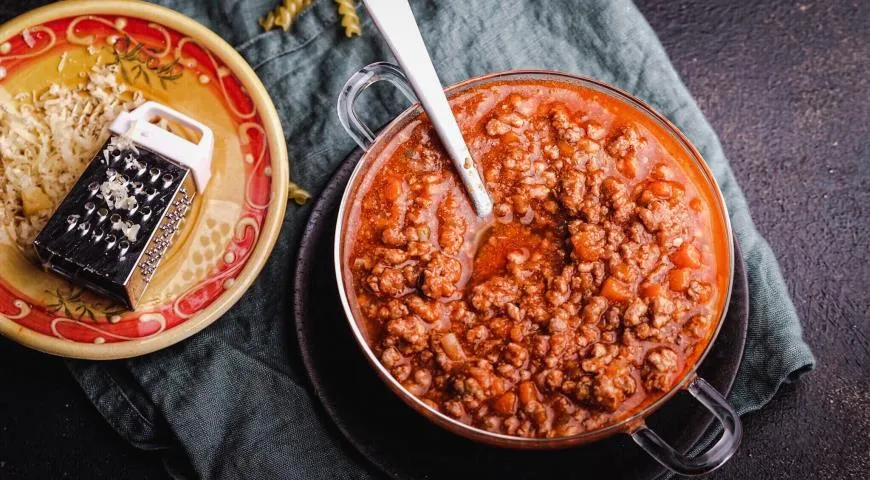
0,1,291,359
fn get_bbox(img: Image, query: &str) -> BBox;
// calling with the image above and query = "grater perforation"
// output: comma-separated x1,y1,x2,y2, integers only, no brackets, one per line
33,102,214,310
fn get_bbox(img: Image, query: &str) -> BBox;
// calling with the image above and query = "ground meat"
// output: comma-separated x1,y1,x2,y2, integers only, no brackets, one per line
366,265,408,298
592,371,637,412
642,347,679,391
559,169,586,215
638,200,676,233
486,118,511,136
586,121,607,140
569,221,606,262
688,281,713,303
374,247,407,265
551,106,585,143
466,324,490,345
470,276,520,314
444,399,465,419
346,81,725,439
602,177,633,224
503,342,529,367
581,296,608,324
437,194,467,255
386,316,428,352
607,126,645,158
381,346,403,368
685,313,711,338
421,252,462,298
623,298,648,326
406,295,442,323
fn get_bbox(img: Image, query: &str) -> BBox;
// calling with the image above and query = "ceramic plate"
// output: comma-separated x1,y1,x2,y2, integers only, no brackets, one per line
0,0,292,359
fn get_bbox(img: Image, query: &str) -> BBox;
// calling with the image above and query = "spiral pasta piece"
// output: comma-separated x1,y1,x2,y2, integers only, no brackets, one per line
335,0,362,37
259,0,314,32
288,182,311,205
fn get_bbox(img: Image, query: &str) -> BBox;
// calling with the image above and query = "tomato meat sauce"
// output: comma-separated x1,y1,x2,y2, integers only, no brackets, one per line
342,79,729,439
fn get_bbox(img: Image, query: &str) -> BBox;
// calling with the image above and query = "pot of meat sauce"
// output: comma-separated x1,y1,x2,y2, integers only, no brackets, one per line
333,62,741,476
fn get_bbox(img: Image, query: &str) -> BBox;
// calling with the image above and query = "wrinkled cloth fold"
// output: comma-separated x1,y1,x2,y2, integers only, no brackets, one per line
61,0,815,478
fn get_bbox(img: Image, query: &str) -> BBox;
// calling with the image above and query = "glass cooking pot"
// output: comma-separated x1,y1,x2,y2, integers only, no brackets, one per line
333,62,741,477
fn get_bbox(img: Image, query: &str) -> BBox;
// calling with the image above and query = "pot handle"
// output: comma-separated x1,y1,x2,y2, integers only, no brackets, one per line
631,376,743,477
337,62,416,151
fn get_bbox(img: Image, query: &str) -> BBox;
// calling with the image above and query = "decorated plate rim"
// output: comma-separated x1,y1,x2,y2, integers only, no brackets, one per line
0,0,289,360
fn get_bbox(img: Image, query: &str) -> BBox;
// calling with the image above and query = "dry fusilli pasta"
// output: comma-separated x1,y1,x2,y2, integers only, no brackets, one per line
288,182,311,205
260,0,314,32
335,0,362,37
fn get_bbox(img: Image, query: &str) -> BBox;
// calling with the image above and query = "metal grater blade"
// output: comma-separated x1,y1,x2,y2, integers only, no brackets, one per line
33,140,195,309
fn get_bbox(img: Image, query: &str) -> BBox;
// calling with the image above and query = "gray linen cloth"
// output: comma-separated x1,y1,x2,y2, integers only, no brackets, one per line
58,0,816,478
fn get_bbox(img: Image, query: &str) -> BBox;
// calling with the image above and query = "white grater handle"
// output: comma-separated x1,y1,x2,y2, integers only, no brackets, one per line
109,101,214,193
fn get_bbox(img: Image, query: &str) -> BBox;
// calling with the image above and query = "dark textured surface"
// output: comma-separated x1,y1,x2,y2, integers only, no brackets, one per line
292,148,748,480
1,1,868,479
633,1,870,479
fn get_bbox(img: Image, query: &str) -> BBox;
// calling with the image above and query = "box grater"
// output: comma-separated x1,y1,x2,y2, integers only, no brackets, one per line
33,101,214,309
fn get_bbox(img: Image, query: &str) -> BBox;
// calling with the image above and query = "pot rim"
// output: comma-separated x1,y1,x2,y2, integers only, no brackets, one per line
333,68,735,447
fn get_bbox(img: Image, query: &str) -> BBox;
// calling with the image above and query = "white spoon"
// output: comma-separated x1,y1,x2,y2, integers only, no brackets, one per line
362,0,493,218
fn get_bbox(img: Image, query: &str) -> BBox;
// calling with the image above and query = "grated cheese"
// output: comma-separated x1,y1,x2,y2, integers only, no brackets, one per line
123,154,143,171
0,63,144,250
57,52,68,73
99,166,138,211
109,132,138,153
111,217,140,242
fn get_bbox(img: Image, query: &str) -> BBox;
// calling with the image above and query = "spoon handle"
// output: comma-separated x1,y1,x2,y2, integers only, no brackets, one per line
362,0,493,217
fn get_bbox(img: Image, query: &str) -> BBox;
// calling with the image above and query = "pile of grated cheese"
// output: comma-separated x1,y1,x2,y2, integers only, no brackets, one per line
0,62,144,250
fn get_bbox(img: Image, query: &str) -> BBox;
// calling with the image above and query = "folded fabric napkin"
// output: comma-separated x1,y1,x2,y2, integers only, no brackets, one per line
62,0,816,478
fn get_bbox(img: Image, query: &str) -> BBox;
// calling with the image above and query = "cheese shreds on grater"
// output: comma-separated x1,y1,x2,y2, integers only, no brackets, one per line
33,101,214,309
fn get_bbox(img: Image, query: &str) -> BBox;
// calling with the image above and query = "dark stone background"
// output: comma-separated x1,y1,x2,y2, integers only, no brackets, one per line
0,0,867,478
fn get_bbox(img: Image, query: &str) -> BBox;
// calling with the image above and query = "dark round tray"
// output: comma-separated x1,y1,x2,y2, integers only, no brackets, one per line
293,149,749,480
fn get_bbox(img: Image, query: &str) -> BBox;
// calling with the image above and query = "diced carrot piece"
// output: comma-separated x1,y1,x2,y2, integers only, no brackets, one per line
518,380,539,406
467,367,492,390
382,177,403,202
617,157,638,178
571,229,603,261
510,323,524,343
491,377,506,396
668,268,692,292
671,243,702,269
574,244,601,262
557,140,575,157
577,138,600,153
611,263,636,282
648,181,673,199
640,282,662,298
600,277,633,302
502,131,521,144
493,392,518,416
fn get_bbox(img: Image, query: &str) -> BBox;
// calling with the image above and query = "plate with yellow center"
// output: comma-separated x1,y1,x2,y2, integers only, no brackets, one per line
0,0,299,359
